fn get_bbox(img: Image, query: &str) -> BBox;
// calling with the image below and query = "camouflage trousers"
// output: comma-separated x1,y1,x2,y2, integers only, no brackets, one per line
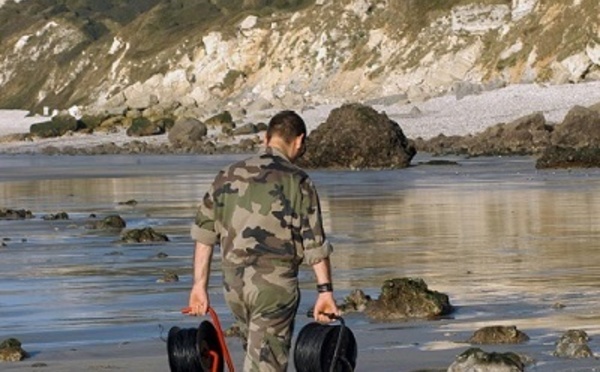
222,261,300,372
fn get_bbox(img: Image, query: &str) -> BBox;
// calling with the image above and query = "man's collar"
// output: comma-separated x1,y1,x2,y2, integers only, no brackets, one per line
263,146,291,162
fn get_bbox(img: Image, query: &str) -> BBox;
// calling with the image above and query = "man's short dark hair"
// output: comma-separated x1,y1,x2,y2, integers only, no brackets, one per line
266,110,307,143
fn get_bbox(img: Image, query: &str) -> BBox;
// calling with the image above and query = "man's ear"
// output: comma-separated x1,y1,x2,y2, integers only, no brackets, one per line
295,133,305,150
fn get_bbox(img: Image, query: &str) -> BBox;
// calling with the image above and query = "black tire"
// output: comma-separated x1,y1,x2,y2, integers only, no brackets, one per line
294,322,357,372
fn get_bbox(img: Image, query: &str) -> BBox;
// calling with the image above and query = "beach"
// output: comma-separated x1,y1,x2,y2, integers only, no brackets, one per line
1,81,600,154
2,82,600,371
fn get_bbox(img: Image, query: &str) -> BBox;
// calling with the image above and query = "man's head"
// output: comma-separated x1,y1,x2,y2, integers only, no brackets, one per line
265,110,307,162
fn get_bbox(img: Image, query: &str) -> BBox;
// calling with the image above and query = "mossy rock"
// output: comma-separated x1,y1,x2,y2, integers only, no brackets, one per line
448,348,524,372
365,277,453,320
30,114,80,138
468,325,530,344
86,215,127,230
126,117,165,137
0,208,34,220
121,227,169,243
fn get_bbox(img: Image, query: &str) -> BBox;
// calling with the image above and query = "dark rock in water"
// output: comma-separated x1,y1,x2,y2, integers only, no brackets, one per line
554,329,593,358
468,326,529,344
155,252,169,258
31,362,48,367
340,289,372,313
42,211,69,220
126,117,165,137
105,251,124,256
118,199,138,206
418,159,460,166
157,271,179,283
86,215,126,230
448,347,524,372
551,105,600,148
0,208,34,220
168,118,207,146
300,103,416,169
536,146,600,169
0,338,28,362
365,278,452,320
121,227,169,243
30,113,80,138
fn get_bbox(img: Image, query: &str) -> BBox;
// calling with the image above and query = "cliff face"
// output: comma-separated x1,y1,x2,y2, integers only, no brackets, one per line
0,0,598,113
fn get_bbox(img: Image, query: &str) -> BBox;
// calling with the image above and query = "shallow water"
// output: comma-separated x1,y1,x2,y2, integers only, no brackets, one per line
1,153,600,369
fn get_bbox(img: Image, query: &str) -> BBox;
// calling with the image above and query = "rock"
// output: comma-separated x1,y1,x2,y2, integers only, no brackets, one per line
299,103,416,169
29,113,80,138
340,289,372,313
156,271,179,283
155,252,169,258
453,81,483,100
126,117,165,137
448,347,524,372
168,118,208,146
417,112,553,156
233,123,258,136
0,209,34,220
205,111,234,128
551,105,600,148
553,329,593,358
468,326,530,344
120,227,169,243
364,278,453,320
42,212,69,220
536,146,600,169
118,199,138,206
85,215,126,230
0,338,28,362
78,113,108,130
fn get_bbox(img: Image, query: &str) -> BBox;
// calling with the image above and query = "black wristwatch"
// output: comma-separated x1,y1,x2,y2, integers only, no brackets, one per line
316,283,333,293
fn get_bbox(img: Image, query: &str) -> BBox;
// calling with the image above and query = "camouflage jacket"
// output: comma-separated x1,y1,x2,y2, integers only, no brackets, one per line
191,147,332,267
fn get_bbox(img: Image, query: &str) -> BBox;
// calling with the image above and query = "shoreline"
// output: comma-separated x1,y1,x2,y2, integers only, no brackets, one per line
1,81,600,155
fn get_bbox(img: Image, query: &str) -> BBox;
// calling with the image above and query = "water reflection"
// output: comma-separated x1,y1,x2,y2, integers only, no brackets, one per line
1,155,600,348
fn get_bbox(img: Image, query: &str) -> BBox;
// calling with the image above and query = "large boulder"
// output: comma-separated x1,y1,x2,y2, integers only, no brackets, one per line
364,278,453,320
535,146,600,169
30,113,80,138
551,105,600,148
126,117,166,137
416,112,553,156
300,103,416,169
168,118,208,146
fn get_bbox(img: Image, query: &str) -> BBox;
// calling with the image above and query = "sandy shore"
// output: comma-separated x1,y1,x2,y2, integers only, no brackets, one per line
1,81,600,154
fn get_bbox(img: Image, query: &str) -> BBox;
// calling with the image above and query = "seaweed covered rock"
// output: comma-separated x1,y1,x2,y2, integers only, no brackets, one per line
121,227,169,243
551,105,600,148
448,348,524,372
536,146,600,168
42,212,69,220
300,103,416,169
0,338,28,362
554,329,593,358
0,208,34,220
126,117,166,137
30,113,79,138
468,325,529,344
365,278,452,320
85,215,127,230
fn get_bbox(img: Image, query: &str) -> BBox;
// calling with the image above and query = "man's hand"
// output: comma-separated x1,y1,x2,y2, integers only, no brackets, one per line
188,283,210,316
313,292,339,323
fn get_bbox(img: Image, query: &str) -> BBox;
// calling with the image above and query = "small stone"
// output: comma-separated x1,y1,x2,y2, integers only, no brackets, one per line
155,252,169,258
157,271,179,283
118,199,138,206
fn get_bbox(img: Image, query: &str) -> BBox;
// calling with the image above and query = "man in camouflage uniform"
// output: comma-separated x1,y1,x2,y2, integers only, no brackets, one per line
188,110,339,372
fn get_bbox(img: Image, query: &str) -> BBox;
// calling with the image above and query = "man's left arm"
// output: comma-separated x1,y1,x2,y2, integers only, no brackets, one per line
188,241,213,315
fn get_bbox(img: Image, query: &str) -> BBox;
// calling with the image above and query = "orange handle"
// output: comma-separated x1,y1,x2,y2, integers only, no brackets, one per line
180,306,235,372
